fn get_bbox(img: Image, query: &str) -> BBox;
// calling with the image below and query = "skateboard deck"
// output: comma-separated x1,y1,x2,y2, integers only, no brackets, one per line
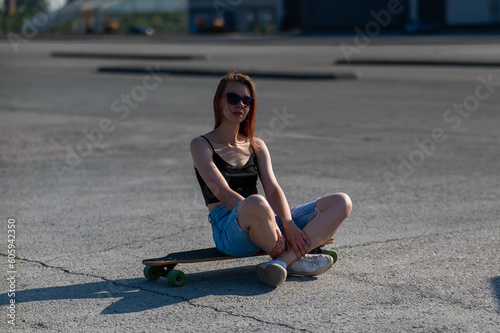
142,239,337,286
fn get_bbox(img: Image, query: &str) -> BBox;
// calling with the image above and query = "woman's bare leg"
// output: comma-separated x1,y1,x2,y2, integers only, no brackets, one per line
277,192,352,265
237,194,284,255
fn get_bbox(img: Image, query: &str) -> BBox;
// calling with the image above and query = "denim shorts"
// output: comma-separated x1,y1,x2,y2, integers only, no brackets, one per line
208,199,319,257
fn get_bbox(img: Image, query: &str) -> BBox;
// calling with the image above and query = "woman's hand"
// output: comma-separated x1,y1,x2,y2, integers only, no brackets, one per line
270,227,286,259
284,222,311,258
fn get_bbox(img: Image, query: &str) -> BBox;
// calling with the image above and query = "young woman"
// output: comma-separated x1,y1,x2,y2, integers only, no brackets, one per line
190,72,352,287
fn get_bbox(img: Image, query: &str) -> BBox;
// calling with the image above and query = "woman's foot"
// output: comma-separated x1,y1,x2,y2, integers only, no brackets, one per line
287,254,333,276
256,259,287,287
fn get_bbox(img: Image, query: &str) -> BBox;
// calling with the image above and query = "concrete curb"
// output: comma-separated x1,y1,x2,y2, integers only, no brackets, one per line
97,66,359,80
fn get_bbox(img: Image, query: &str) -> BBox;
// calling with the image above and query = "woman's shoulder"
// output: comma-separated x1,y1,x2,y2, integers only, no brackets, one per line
254,137,267,150
190,135,205,144
190,134,212,150
254,137,265,146
253,138,269,159
191,131,214,142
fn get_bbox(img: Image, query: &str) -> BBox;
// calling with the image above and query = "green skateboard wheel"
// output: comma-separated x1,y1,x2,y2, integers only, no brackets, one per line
144,266,161,281
167,270,186,287
323,249,338,264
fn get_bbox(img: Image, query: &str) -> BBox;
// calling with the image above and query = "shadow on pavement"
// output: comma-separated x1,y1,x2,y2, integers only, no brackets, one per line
492,276,500,314
0,265,278,314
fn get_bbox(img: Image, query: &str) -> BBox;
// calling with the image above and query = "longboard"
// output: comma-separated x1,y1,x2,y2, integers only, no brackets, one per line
142,239,337,287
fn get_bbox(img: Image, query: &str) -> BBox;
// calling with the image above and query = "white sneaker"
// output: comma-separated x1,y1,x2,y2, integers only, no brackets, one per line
256,259,287,287
287,254,333,277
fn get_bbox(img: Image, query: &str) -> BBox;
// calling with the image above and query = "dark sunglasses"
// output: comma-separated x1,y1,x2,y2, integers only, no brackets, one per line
220,92,255,106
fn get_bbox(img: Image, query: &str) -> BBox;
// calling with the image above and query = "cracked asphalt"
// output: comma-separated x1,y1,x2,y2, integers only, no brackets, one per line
1,35,500,332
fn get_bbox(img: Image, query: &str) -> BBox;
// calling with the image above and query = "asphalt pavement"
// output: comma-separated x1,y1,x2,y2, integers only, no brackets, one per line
0,34,499,332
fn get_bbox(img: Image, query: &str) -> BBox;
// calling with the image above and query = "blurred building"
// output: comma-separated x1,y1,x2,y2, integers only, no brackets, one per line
18,0,187,34
72,0,187,34
446,0,500,27
92,0,187,15
189,0,284,33
13,0,500,35
288,0,408,32
285,0,500,33
188,0,500,34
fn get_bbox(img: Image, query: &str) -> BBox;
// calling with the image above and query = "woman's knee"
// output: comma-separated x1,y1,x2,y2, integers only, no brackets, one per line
318,192,352,219
238,195,274,225
241,194,269,210
338,192,353,218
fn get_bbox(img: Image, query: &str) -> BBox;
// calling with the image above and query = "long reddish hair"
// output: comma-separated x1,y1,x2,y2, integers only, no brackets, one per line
213,71,259,149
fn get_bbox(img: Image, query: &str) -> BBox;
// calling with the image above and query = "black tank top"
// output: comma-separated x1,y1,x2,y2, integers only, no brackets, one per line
195,136,259,206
